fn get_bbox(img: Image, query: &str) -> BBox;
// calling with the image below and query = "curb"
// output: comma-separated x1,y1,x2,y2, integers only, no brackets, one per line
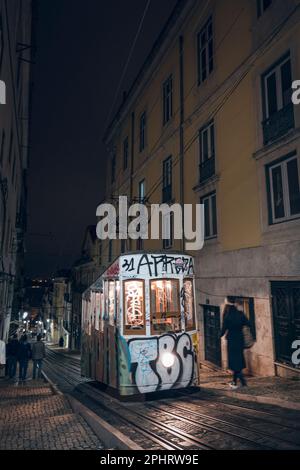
41,371,63,396
42,370,142,450
202,386,300,411
67,394,143,450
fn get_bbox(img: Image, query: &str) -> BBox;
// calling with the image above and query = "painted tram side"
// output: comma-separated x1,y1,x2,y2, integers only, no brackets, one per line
81,252,199,396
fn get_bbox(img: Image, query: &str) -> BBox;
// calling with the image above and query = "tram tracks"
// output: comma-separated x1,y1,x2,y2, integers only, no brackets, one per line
44,347,300,450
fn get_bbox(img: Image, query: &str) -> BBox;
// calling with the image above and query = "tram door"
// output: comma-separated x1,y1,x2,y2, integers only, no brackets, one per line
271,281,300,364
203,305,221,367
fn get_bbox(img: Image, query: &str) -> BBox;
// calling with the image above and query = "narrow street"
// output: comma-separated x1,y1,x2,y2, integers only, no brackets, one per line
44,347,300,451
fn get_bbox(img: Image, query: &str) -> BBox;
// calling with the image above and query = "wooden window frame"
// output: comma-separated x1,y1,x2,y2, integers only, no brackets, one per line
123,278,146,336
150,278,181,335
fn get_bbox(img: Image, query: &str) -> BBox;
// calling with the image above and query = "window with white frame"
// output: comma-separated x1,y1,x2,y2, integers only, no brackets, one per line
262,53,294,145
257,0,272,17
201,192,217,239
262,54,292,119
197,16,213,85
200,121,215,164
163,75,173,125
267,153,300,224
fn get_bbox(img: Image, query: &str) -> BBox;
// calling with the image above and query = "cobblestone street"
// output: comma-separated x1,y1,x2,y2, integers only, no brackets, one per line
0,373,104,450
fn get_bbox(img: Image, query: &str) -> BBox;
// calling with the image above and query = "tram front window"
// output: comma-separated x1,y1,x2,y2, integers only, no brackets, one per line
124,280,145,334
150,279,180,334
183,278,196,331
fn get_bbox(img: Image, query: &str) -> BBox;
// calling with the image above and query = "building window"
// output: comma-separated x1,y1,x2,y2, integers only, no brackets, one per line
139,111,146,152
266,152,300,224
183,278,196,331
262,53,294,145
150,279,180,334
123,279,145,335
111,154,116,183
201,192,217,239
197,16,213,85
123,137,128,170
199,121,215,182
257,0,272,17
162,156,172,202
163,75,173,125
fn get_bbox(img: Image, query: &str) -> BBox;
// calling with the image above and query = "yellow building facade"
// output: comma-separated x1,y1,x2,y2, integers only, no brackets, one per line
102,0,300,377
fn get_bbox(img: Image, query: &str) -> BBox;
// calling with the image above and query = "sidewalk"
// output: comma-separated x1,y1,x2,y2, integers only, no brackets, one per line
0,364,104,450
199,362,300,410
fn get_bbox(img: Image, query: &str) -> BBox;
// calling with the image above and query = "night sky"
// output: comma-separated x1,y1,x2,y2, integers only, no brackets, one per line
26,0,177,278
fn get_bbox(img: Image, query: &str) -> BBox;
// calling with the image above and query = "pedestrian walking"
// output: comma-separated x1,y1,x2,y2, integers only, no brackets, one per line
220,296,251,389
6,334,19,379
17,334,31,382
32,334,46,379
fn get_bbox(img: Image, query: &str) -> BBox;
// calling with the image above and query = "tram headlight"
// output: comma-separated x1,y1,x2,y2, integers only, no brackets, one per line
161,352,175,368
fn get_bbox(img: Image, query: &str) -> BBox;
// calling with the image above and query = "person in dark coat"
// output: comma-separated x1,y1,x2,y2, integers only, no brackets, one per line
6,334,19,379
17,334,31,382
220,297,251,389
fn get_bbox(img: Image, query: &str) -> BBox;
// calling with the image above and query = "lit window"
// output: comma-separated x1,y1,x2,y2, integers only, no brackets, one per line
183,279,196,331
108,280,115,326
150,279,180,334
124,280,145,334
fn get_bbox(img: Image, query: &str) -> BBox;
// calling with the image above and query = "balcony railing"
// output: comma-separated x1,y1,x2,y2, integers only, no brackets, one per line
199,156,215,183
262,104,294,146
162,184,172,203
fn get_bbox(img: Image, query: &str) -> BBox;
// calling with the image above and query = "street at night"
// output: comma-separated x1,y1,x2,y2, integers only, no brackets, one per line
1,0,300,462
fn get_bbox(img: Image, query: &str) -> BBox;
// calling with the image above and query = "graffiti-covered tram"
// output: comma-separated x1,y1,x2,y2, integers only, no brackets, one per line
81,252,199,396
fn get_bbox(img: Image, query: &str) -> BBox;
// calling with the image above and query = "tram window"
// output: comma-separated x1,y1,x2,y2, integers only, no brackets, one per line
150,279,180,334
123,280,145,334
116,281,120,321
95,292,101,331
108,281,115,326
183,278,196,331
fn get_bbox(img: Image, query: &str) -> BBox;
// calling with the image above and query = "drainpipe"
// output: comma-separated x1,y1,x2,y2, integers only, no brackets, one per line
179,35,185,252
129,111,135,252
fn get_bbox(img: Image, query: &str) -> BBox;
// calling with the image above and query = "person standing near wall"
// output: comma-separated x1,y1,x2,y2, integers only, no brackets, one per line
220,296,251,389
32,334,46,379
17,335,31,382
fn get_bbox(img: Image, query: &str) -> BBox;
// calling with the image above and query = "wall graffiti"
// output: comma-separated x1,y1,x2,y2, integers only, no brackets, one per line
127,332,195,393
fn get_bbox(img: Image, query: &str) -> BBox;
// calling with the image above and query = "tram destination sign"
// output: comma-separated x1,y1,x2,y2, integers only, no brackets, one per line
120,253,194,278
